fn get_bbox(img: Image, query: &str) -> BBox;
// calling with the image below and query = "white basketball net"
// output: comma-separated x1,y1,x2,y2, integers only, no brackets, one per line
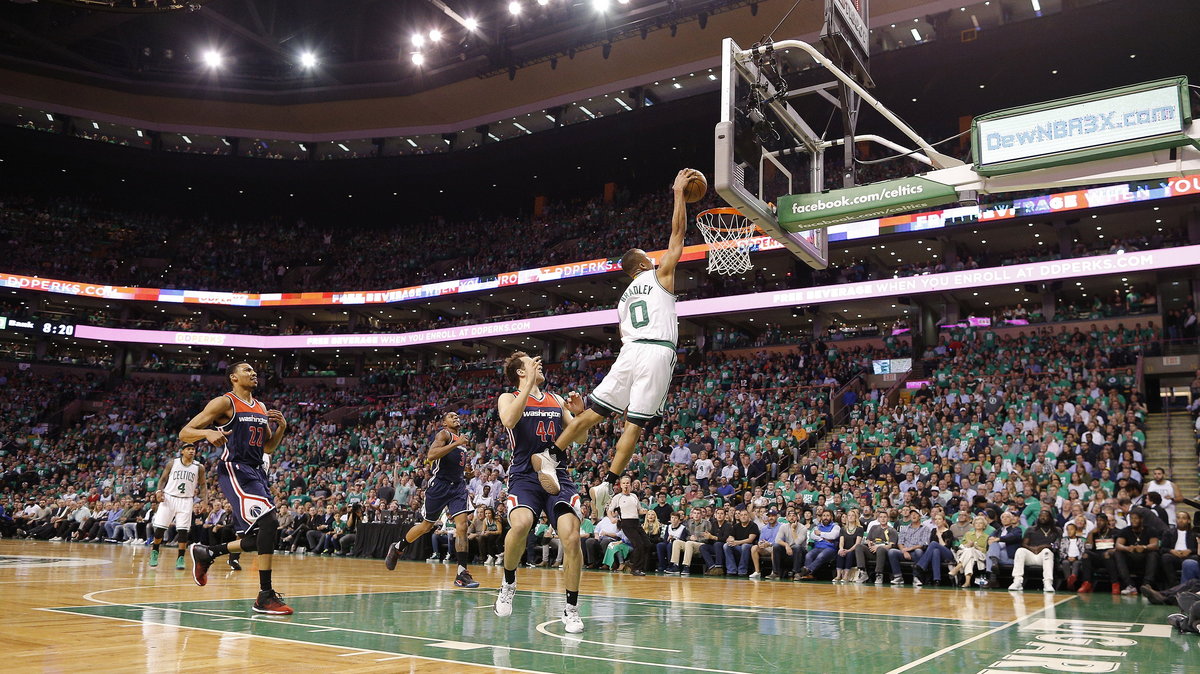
695,208,756,275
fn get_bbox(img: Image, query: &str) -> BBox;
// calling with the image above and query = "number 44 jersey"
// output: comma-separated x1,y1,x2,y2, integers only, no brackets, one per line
505,392,565,475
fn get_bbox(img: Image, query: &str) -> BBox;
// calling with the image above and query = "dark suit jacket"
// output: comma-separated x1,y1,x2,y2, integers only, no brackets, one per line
1161,528,1199,555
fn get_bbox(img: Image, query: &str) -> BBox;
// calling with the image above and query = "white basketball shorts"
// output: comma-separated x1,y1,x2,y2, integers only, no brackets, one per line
152,495,194,531
589,341,677,422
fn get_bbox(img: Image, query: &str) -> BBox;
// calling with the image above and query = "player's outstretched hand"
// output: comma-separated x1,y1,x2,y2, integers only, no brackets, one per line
565,391,585,415
671,169,692,193
204,429,232,446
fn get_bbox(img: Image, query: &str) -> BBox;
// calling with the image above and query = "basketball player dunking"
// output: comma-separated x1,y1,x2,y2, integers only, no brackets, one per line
494,351,588,634
149,441,207,570
383,411,480,589
539,169,694,517
180,361,293,615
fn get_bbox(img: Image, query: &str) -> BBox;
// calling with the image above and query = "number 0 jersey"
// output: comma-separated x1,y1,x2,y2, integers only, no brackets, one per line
215,392,271,467
163,457,200,499
505,391,565,475
618,268,677,346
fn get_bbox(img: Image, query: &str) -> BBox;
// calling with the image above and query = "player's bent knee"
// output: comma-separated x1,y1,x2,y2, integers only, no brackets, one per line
507,507,535,533
256,511,279,554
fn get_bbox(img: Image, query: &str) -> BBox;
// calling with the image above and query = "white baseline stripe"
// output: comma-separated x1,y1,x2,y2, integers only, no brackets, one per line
884,596,1076,674
35,608,548,674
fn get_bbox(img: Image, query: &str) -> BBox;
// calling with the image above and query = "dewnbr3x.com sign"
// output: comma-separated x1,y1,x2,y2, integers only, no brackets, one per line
778,177,958,232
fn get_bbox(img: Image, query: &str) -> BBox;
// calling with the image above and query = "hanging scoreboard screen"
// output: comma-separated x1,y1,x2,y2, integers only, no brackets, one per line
973,77,1192,176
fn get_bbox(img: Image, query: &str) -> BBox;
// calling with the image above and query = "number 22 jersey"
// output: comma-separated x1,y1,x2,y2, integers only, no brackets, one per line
215,392,271,468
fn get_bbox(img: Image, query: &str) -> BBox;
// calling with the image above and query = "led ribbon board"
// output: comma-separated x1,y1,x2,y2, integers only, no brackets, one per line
71,245,1200,350
973,77,1192,176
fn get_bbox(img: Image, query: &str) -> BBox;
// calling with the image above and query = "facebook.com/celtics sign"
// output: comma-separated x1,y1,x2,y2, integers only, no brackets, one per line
973,76,1193,176
777,176,958,232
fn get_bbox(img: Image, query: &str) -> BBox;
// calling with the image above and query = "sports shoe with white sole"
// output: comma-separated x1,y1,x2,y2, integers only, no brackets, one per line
531,450,561,495
590,481,613,517
562,604,584,634
494,582,516,617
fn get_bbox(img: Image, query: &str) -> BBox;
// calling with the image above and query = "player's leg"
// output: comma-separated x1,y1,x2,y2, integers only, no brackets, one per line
390,487,447,569
150,500,171,568
555,507,584,634
450,512,479,587
386,520,433,569
553,409,607,450
495,499,535,617
150,527,166,567
169,504,191,570
556,348,635,451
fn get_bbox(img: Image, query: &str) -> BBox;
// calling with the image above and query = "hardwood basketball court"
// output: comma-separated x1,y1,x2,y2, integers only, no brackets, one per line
1,538,1188,672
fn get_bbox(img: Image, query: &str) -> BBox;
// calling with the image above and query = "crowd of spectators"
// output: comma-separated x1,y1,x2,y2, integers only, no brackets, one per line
2,319,1195,598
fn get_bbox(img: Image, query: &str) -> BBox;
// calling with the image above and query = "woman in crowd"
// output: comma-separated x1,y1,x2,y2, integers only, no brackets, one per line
834,508,864,583
951,514,990,587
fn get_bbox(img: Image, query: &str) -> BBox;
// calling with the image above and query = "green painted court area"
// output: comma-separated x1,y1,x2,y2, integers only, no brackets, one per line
49,591,1193,673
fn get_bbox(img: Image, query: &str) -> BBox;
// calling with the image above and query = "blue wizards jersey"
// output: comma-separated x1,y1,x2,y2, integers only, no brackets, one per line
215,393,270,467
506,391,565,475
429,431,467,485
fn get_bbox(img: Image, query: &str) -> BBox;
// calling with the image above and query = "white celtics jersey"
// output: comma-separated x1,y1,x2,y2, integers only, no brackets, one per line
618,269,678,345
163,458,199,499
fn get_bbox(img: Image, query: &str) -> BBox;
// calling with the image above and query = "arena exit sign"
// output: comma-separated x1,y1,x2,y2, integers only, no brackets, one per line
973,77,1193,176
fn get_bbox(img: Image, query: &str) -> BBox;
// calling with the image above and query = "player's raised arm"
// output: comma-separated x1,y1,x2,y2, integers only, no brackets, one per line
180,396,234,446
655,169,695,293
498,355,542,428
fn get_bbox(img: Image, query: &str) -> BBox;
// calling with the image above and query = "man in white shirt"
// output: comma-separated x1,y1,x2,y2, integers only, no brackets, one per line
1145,467,1183,525
584,512,623,569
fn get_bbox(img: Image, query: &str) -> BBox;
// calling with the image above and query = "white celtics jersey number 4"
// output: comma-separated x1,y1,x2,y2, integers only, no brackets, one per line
163,458,199,499
618,269,678,345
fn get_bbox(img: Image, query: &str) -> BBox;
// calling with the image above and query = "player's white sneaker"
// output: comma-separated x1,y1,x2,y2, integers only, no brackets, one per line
494,582,516,617
531,450,561,495
562,604,584,634
590,481,613,517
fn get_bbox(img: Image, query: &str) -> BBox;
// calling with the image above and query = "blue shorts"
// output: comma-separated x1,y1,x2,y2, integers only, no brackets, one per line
217,461,275,533
504,471,582,523
421,479,470,523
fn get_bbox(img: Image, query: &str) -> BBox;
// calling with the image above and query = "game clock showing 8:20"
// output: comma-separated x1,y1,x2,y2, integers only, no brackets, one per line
0,317,76,337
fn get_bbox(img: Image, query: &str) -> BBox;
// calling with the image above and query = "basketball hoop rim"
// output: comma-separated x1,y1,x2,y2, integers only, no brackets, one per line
696,207,758,234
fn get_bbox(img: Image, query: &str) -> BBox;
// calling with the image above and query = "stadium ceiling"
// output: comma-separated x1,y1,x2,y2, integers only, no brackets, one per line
0,0,762,99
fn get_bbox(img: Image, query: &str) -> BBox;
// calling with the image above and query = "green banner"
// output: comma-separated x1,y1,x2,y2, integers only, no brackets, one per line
778,176,959,232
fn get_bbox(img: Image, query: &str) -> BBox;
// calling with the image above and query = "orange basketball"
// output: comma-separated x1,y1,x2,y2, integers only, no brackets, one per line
683,170,707,203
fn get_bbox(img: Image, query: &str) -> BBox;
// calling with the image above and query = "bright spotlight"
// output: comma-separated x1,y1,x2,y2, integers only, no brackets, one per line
202,50,223,68
429,29,442,42
412,33,425,47
299,51,317,69
464,17,479,30
593,0,609,10
537,0,549,5
508,1,521,15
411,52,425,66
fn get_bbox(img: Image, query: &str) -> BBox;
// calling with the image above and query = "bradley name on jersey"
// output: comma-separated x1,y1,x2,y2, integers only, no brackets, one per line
619,280,654,306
